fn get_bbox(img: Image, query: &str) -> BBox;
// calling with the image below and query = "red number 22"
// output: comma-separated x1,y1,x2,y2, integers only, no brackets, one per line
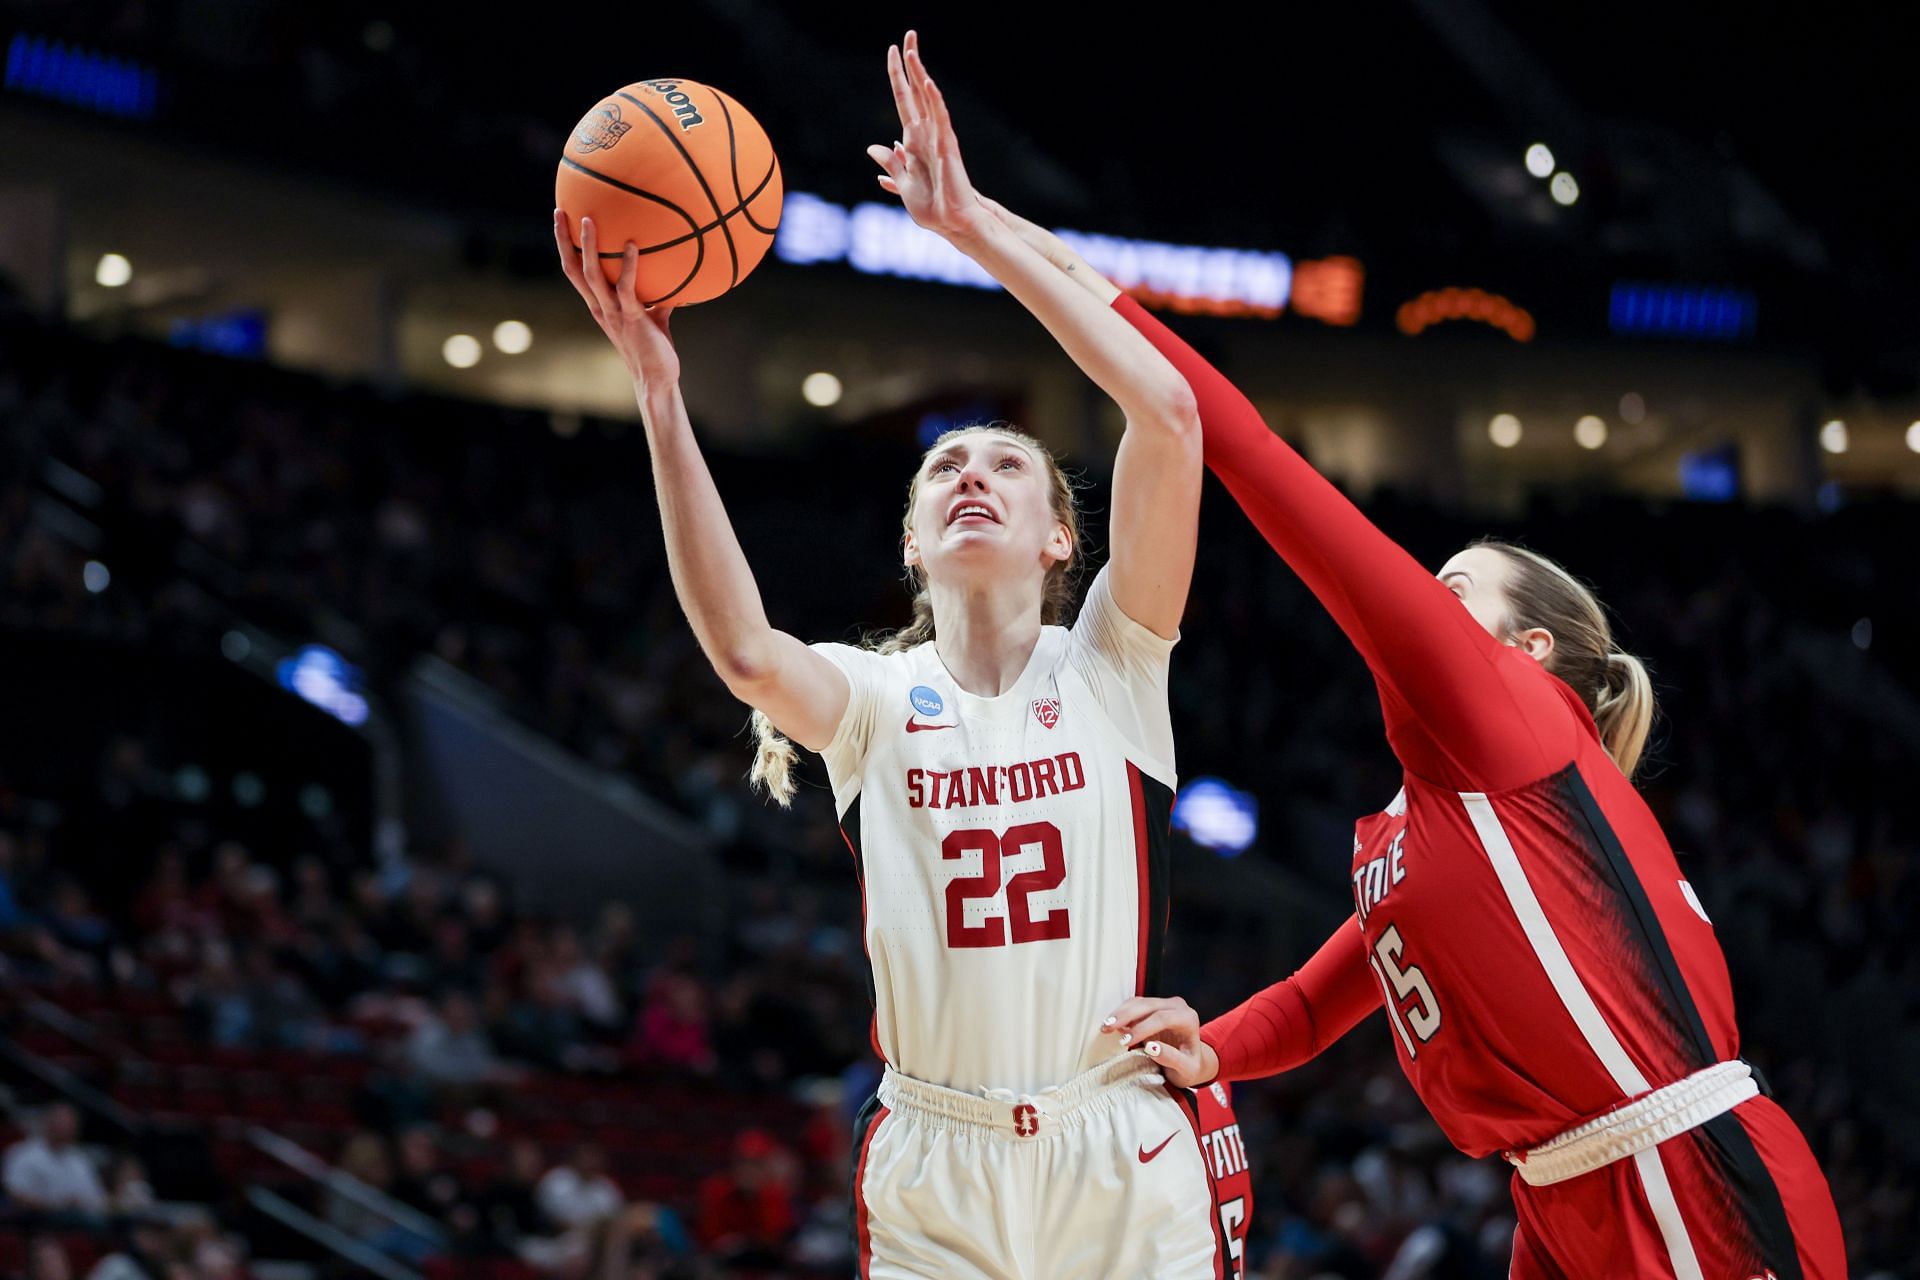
942,821,1070,949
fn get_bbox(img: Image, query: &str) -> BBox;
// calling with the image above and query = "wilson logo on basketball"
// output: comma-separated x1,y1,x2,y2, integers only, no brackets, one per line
1031,698,1061,730
571,104,632,154
640,79,706,131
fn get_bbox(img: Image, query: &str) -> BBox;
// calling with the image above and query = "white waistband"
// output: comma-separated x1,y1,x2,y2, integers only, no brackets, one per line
878,1054,1162,1139
1504,1060,1758,1187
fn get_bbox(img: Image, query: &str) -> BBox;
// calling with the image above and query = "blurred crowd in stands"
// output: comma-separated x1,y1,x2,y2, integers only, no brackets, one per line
2,304,1916,1277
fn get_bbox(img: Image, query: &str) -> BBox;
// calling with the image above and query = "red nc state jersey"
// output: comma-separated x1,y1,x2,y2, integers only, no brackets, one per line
1194,1081,1253,1279
1348,676,1741,1158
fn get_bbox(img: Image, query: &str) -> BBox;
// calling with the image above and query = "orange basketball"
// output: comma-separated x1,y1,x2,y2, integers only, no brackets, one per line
556,78,783,306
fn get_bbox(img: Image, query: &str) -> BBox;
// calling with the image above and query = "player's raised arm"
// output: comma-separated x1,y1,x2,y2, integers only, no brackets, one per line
868,32,1201,640
1110,298,1579,792
553,210,848,752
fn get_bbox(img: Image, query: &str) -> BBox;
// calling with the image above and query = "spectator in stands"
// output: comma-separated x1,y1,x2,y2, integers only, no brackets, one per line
327,1131,440,1264
535,1142,622,1236
103,1155,154,1217
389,1125,478,1238
479,1137,560,1257
625,970,712,1075
3,1103,107,1217
549,925,622,1032
693,1129,796,1266
406,991,517,1087
22,1235,72,1280
86,1218,183,1280
532,1141,691,1279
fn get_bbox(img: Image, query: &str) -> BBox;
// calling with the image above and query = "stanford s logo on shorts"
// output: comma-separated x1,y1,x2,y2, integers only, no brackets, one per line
1011,1103,1039,1138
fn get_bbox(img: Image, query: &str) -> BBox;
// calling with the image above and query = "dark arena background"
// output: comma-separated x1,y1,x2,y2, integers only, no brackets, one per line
2,2,1917,1277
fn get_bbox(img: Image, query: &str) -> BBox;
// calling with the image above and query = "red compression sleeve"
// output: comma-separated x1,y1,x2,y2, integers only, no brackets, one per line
1199,918,1380,1081
1112,293,1578,792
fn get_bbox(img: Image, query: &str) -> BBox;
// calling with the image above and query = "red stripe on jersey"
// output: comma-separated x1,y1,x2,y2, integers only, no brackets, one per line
1130,763,1151,995
852,1103,890,1278
1166,1084,1228,1280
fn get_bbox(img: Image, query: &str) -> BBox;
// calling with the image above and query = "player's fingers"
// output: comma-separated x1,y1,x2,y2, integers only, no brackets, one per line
1141,1039,1203,1084
553,212,602,314
1101,997,1174,1032
614,242,640,313
1120,1009,1193,1047
865,143,901,176
905,44,955,139
885,44,920,129
877,176,900,195
578,218,617,314
900,35,935,123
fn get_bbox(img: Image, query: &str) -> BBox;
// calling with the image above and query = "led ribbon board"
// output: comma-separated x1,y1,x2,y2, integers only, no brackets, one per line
775,192,1362,324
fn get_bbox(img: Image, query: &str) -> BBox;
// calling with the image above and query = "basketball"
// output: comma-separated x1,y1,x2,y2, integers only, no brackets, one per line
556,78,783,306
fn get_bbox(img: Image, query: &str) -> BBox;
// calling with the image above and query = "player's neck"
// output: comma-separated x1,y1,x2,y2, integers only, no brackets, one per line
927,581,1044,697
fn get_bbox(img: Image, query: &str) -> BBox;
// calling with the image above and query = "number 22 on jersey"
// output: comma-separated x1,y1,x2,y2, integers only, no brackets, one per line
943,821,1071,949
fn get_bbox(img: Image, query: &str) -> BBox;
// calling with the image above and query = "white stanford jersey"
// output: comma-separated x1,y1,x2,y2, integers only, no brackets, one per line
814,566,1178,1096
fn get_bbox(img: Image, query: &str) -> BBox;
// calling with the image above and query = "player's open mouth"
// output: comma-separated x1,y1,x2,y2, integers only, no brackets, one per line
946,502,1000,527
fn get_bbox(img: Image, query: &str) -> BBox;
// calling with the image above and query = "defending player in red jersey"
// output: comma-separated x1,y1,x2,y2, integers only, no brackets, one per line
975,209,1849,1276
1083,294,1850,1275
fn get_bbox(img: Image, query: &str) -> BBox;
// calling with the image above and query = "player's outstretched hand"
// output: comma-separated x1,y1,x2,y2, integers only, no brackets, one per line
866,30,991,244
1101,995,1220,1088
554,208,679,391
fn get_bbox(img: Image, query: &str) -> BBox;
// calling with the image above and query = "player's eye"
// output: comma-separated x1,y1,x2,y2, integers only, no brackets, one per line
931,460,958,475
997,457,1022,471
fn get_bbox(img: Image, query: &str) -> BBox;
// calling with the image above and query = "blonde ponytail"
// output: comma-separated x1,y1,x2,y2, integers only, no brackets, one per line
1479,540,1658,780
747,709,800,808
1594,650,1655,780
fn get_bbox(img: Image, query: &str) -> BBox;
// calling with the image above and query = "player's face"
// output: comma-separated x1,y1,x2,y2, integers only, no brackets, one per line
1438,545,1553,662
905,432,1070,586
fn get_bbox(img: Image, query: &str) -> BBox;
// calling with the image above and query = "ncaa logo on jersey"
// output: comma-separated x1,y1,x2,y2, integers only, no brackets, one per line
1031,697,1061,729
910,686,945,717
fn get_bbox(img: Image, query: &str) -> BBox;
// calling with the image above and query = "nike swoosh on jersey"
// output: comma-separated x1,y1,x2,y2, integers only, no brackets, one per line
905,719,957,732
1137,1133,1177,1163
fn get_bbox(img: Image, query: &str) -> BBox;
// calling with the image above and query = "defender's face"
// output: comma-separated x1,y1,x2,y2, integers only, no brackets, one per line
1437,545,1519,641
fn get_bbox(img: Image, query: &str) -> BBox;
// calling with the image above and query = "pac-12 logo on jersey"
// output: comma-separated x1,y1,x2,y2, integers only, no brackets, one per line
1031,697,1061,729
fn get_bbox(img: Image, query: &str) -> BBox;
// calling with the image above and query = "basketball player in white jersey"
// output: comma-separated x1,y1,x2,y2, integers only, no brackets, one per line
555,30,1224,1279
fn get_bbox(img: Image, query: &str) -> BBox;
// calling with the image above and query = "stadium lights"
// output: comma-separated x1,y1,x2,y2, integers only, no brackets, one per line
442,334,482,369
802,372,843,407
95,253,132,287
1489,414,1522,448
1619,392,1646,424
82,561,110,593
1907,422,1920,454
1575,416,1608,450
1549,172,1580,206
492,320,532,354
1819,420,1849,454
1524,143,1555,178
